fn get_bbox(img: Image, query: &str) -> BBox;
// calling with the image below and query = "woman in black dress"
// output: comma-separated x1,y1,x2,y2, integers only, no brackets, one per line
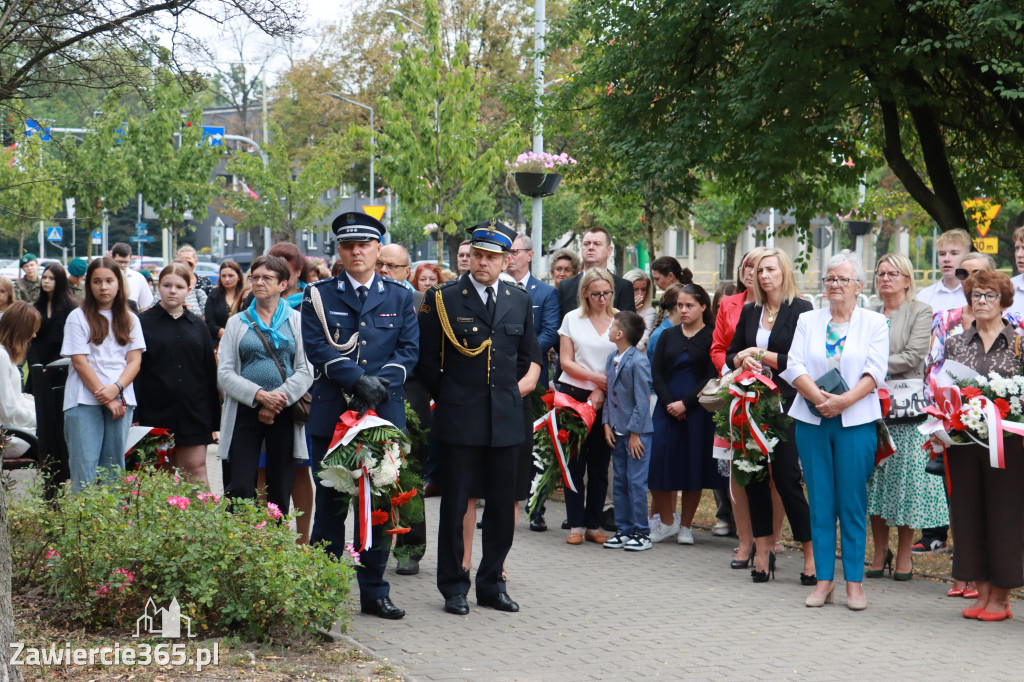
205,260,245,347
27,263,78,392
136,262,220,484
650,284,725,545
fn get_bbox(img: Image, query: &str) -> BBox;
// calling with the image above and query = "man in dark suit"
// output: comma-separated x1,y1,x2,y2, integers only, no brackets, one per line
302,212,419,620
557,226,636,323
505,233,560,531
417,219,540,615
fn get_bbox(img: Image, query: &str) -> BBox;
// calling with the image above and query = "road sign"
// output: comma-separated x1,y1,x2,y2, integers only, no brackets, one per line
46,226,62,242
201,126,225,146
135,222,148,235
812,227,832,249
363,205,387,221
25,119,50,141
129,235,155,243
964,198,1002,237
92,230,101,245
973,237,998,254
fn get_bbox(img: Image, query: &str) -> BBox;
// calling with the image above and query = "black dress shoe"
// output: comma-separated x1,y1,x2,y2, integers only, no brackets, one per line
444,594,469,615
395,557,420,575
476,519,483,529
361,597,405,620
529,516,547,532
560,519,570,530
477,592,519,612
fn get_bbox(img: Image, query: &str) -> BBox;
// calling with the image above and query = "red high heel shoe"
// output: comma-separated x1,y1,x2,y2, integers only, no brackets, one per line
962,605,986,619
963,587,980,599
947,586,965,597
977,605,1013,622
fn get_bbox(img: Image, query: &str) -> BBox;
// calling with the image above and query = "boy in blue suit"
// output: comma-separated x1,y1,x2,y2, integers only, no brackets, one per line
601,311,655,551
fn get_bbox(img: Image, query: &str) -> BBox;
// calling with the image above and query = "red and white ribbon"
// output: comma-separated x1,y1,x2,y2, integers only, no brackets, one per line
533,409,577,493
357,466,372,551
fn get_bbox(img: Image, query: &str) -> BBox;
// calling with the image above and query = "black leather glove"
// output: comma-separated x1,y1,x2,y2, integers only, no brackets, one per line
347,394,373,419
352,374,390,410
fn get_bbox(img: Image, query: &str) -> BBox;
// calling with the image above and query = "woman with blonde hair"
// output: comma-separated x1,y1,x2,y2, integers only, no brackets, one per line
0,277,15,317
557,268,618,544
623,269,656,351
726,248,815,583
865,252,947,582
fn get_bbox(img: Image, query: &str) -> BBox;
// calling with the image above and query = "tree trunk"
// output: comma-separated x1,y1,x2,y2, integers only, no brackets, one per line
0,475,23,682
722,237,738,284
251,226,265,259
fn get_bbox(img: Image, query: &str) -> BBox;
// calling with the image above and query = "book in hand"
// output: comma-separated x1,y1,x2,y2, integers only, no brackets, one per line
808,368,849,418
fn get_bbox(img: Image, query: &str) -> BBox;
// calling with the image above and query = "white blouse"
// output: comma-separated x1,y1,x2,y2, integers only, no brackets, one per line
557,308,616,391
0,346,34,429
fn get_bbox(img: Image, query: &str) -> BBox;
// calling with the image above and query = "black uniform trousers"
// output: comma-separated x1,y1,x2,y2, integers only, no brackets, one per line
745,398,811,541
437,442,518,600
309,435,391,602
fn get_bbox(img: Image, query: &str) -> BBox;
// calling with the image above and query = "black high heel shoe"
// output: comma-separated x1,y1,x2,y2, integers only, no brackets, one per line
800,573,818,586
865,548,893,579
751,552,775,583
731,546,755,569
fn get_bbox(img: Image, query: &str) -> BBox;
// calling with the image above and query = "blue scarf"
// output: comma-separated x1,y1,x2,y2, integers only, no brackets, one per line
245,298,291,349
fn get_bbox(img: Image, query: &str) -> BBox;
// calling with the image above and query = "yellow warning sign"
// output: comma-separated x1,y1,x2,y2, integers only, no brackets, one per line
362,205,387,221
973,237,998,254
964,198,1002,237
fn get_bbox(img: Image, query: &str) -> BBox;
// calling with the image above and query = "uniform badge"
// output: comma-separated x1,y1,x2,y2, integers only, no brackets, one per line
420,303,431,314
378,280,385,294
337,280,346,292
329,311,349,316
457,317,474,323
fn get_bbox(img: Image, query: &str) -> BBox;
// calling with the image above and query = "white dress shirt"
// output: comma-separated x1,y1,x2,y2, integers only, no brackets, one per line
123,267,153,310
916,279,966,313
1007,274,1024,318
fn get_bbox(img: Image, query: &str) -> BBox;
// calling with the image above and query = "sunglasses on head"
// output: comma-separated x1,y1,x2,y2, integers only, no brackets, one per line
955,267,981,281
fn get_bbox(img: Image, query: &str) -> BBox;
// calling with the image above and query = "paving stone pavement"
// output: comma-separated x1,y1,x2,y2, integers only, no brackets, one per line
199,449,1021,681
343,497,1023,682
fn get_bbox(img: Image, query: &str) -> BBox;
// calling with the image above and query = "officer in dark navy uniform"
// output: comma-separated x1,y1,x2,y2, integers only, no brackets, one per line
416,219,540,615
301,212,419,620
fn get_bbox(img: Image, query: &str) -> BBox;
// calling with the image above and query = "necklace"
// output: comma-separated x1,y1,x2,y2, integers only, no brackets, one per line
765,306,779,324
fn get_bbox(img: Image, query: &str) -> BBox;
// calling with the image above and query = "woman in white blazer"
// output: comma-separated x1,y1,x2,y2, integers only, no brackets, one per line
780,251,888,611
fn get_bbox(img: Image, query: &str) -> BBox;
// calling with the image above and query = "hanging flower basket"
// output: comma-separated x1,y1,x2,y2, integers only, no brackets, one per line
513,171,563,198
846,220,874,236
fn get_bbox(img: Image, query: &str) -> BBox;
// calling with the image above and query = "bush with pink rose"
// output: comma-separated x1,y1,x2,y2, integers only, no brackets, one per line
9,468,356,640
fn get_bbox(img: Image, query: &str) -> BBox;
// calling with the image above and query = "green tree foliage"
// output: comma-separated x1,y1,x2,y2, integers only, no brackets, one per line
549,0,1024,239
127,73,220,251
221,122,348,250
376,0,523,264
61,104,137,257
0,135,63,255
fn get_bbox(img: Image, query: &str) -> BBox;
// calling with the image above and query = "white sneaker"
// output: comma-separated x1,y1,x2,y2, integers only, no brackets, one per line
677,526,695,545
648,513,660,528
649,519,680,543
603,533,630,549
712,520,732,536
624,534,652,551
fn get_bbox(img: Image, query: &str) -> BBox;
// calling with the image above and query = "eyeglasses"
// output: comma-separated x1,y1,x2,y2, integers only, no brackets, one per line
822,277,853,288
509,248,532,256
375,261,409,271
875,271,903,280
970,291,1001,303
588,291,613,300
250,275,279,283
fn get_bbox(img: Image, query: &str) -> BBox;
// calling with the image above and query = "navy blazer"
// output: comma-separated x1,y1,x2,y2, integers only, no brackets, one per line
522,274,559,387
603,346,654,436
300,272,419,438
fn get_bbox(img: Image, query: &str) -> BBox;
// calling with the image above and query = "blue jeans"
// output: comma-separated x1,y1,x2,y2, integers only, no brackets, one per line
610,431,652,536
65,404,134,491
795,417,876,582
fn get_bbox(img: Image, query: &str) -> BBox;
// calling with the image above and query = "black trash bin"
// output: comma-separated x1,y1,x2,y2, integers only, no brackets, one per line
30,358,70,499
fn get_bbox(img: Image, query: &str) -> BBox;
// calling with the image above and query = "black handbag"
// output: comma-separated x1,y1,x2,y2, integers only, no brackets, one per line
244,312,311,424
925,452,945,476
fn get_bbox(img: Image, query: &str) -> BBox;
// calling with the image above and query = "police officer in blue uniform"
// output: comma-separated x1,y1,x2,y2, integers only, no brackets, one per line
301,212,419,620
416,219,540,615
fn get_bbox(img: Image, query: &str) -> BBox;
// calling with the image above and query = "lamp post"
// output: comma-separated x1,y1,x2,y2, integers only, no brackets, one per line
384,8,424,29
530,0,546,278
323,92,375,202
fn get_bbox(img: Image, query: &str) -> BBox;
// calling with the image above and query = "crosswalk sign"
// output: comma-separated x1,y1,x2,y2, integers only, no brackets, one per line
46,226,62,242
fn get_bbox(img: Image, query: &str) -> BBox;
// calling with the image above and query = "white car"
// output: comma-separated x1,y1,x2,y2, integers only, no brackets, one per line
0,259,18,279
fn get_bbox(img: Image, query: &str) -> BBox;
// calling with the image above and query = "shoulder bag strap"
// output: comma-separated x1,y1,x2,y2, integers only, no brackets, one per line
245,311,289,384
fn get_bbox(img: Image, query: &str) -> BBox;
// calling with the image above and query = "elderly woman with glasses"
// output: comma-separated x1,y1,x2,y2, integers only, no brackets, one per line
780,250,889,611
865,254,949,582
940,270,1024,621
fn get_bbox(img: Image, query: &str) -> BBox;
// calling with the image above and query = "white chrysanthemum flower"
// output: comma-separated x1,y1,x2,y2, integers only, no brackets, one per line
734,459,763,473
371,455,399,487
1010,397,1022,415
318,467,359,494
